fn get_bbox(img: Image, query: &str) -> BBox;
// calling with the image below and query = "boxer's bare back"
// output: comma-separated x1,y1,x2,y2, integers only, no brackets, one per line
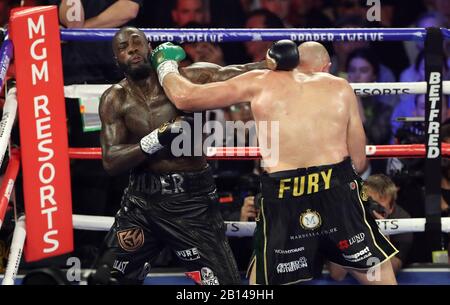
161,42,367,173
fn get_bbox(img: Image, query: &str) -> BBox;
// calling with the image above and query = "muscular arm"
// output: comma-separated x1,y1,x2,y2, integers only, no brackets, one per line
345,81,367,174
84,0,140,28
181,61,267,84
99,87,146,175
59,0,85,28
162,70,264,111
59,0,139,28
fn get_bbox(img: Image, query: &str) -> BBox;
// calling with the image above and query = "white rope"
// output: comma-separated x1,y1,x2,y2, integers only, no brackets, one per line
72,214,450,236
2,216,25,285
3,215,449,285
64,81,450,100
0,87,17,169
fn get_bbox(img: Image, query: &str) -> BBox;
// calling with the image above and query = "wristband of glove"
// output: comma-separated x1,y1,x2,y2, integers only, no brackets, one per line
156,60,180,87
140,129,164,155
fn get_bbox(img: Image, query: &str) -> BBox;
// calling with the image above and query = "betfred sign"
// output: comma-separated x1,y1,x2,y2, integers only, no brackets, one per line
10,6,73,261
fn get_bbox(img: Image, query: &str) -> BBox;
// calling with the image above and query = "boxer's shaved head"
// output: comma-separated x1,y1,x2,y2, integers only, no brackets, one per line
298,42,331,72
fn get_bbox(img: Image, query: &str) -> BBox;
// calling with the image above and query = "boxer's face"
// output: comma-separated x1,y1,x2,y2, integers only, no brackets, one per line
113,29,153,80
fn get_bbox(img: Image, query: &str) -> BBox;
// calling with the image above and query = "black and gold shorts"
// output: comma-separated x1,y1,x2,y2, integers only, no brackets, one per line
250,157,398,285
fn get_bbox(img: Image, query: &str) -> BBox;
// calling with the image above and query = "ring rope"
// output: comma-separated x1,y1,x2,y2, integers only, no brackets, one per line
71,214,450,236
63,81,450,99
62,144,450,160
58,28,450,42
0,39,13,91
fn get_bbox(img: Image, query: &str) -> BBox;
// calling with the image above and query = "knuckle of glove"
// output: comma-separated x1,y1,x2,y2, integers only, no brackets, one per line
267,40,299,71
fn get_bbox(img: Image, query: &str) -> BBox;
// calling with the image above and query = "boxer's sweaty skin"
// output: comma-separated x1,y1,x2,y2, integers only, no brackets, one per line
162,59,367,174
99,27,266,175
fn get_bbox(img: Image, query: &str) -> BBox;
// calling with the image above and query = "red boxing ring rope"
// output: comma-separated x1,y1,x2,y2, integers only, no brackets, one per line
67,144,450,160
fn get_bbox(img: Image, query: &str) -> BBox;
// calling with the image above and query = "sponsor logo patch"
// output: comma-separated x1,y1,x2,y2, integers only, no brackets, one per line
274,247,305,255
112,260,129,274
342,246,372,262
186,267,219,285
176,247,200,261
299,209,322,230
117,227,144,252
276,257,308,274
337,233,365,250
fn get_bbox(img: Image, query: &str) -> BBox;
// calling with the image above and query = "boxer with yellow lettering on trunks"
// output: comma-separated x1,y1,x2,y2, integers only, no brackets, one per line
153,40,398,285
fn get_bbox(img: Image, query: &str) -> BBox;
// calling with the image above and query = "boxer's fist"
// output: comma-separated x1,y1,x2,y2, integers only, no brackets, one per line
266,40,299,71
140,116,194,156
151,43,186,86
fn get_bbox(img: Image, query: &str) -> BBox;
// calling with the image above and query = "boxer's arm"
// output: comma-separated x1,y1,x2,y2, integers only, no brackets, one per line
99,87,147,175
345,82,367,174
162,70,264,111
181,61,267,84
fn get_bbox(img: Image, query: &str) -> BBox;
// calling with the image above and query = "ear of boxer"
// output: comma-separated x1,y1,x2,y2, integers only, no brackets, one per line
266,40,299,71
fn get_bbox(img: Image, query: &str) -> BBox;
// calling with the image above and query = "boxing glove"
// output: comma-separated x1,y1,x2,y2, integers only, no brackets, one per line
266,40,299,71
140,116,194,156
151,42,186,86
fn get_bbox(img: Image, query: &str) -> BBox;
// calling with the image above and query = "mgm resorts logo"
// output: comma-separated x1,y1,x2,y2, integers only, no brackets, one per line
299,209,322,230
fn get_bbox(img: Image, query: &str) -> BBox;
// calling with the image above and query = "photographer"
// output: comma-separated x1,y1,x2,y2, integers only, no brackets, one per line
329,174,413,281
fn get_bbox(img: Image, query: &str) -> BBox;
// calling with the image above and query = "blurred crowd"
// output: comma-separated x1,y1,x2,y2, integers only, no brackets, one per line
0,0,450,281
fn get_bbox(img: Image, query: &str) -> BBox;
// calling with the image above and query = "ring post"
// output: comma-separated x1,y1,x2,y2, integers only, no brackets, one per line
424,27,446,262
9,6,73,262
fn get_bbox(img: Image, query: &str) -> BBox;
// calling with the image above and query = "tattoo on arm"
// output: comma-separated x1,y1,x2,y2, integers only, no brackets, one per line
182,61,267,84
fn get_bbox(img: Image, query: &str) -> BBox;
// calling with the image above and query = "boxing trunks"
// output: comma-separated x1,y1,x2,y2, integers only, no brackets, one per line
250,157,398,285
100,166,241,285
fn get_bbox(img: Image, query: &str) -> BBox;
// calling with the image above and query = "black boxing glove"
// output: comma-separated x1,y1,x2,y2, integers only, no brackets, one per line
266,40,299,71
140,116,194,156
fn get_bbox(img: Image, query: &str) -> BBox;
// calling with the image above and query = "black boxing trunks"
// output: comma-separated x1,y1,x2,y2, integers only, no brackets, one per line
250,157,398,285
99,166,241,285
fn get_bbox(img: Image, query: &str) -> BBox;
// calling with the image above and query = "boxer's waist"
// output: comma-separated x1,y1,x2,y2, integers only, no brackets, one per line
261,157,358,200
127,166,215,198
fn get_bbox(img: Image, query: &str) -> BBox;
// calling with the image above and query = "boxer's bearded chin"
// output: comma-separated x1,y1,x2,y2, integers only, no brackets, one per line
119,61,152,81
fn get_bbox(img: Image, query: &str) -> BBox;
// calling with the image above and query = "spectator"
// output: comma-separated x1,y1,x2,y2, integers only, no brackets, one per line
346,48,393,174
332,0,366,21
329,174,413,281
240,0,256,13
434,0,450,23
55,0,142,84
288,0,333,28
182,22,226,66
171,0,208,27
0,0,17,28
331,15,396,83
392,57,449,141
401,12,449,82
259,0,291,26
244,9,285,62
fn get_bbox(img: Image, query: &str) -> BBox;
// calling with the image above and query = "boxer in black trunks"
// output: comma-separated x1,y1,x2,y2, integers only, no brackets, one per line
93,26,266,285
155,40,399,285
